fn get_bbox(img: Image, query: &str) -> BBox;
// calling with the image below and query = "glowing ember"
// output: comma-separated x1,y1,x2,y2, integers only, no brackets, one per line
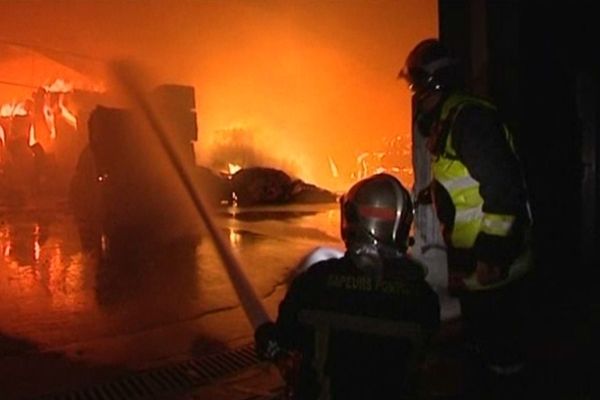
43,79,74,93
228,228,241,246
43,104,57,139
328,156,339,178
228,163,242,175
1,78,81,152
59,99,78,129
28,124,36,146
0,102,28,117
351,135,413,188
34,240,41,262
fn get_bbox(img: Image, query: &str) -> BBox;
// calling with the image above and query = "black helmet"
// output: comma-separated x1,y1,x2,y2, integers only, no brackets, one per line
399,38,462,98
340,173,413,253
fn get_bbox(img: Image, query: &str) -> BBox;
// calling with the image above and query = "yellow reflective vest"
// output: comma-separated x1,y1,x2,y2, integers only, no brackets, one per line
432,93,532,290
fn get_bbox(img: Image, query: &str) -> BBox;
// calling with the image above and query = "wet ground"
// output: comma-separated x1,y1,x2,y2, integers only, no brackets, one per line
0,202,343,399
0,202,591,400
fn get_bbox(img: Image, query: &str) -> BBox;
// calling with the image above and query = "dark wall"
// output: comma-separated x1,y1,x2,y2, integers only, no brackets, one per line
438,1,598,308
438,0,472,87
518,4,598,302
518,4,580,288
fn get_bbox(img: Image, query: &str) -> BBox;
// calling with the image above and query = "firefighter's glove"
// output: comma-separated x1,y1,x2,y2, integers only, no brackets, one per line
255,321,283,361
475,260,508,286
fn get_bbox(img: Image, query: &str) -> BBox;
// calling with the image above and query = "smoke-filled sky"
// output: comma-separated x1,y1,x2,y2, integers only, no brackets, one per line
0,0,437,191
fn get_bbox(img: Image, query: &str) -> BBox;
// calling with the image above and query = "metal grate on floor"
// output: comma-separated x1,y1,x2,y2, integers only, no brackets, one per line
32,343,263,400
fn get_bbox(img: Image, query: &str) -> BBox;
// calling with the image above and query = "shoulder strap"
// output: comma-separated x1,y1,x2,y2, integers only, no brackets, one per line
437,93,496,159
440,93,496,121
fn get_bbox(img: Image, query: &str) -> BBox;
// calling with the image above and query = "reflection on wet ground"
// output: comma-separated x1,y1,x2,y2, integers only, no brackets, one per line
218,208,328,221
0,204,340,398
0,205,591,400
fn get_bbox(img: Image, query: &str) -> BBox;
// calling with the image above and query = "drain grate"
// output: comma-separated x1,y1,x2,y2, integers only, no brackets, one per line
33,343,262,400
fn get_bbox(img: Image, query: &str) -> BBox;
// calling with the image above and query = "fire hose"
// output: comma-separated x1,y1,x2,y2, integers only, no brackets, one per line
109,60,271,330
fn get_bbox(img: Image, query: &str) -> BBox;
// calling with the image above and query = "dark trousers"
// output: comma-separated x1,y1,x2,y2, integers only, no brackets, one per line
458,277,531,369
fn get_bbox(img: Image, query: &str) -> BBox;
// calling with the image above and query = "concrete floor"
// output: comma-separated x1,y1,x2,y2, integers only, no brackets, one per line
0,204,340,399
0,204,590,400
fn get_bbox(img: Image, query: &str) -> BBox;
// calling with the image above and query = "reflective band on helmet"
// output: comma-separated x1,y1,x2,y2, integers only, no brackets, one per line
481,213,515,236
358,205,397,221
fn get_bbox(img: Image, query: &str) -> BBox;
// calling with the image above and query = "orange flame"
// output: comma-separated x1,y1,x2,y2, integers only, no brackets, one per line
43,104,57,139
58,94,77,129
347,134,415,188
228,228,241,247
28,124,36,146
43,79,73,93
0,102,28,117
328,156,339,178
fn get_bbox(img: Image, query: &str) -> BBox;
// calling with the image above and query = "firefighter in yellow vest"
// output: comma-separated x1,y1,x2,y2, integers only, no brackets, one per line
400,39,533,397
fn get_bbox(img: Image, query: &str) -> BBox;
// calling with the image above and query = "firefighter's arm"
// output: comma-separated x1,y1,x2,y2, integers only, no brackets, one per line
255,270,311,361
254,274,312,396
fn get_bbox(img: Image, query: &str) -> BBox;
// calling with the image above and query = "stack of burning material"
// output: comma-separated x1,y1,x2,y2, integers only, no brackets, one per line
228,166,337,206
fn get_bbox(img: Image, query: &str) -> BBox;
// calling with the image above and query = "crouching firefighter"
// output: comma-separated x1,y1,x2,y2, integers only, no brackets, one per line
255,173,440,399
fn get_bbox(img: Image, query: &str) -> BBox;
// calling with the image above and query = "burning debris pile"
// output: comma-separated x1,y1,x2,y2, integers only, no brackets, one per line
0,73,356,257
68,84,336,255
197,165,337,207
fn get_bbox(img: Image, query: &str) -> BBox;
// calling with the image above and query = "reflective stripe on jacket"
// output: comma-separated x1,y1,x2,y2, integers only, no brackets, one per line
432,93,531,290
